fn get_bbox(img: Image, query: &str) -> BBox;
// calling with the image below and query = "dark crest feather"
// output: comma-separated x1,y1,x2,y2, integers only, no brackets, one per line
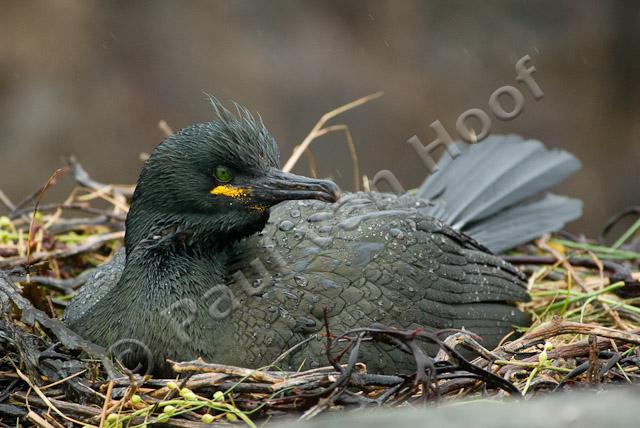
201,93,280,170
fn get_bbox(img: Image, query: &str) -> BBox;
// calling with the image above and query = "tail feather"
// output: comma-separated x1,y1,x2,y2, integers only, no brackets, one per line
418,135,582,252
465,194,583,253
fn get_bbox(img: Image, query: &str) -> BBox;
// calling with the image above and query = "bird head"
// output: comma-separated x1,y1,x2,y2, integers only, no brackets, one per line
125,97,340,250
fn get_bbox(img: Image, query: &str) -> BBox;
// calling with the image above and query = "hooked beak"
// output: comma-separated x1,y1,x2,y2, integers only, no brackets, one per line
247,168,340,205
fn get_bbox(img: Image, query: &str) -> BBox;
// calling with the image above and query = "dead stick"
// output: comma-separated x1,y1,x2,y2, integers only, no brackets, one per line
99,380,114,428
501,317,640,354
0,273,117,377
169,359,283,383
0,231,124,269
27,411,57,428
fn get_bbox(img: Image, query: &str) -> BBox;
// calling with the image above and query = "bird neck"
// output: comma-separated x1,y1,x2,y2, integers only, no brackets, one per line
125,198,268,249
120,207,231,300
122,200,270,286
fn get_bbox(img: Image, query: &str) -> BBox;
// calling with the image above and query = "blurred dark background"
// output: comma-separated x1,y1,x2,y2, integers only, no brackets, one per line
0,0,638,237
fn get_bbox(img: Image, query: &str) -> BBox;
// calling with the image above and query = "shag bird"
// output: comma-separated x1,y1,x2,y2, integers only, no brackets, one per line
64,99,581,376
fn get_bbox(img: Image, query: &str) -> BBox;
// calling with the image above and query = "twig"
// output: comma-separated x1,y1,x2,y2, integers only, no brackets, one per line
170,359,282,383
0,189,16,211
158,120,174,137
0,231,124,269
599,206,640,245
9,202,126,222
504,255,637,288
41,369,88,390
99,380,114,428
0,272,117,377
14,365,87,426
67,157,134,199
501,317,640,354
26,411,57,428
12,391,101,419
587,335,600,383
270,334,318,367
11,275,87,292
312,124,361,192
26,168,68,270
538,237,589,291
282,92,382,191
302,147,318,178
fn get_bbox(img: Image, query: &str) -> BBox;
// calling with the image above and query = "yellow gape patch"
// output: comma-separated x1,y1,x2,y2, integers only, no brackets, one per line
250,204,268,213
210,185,249,199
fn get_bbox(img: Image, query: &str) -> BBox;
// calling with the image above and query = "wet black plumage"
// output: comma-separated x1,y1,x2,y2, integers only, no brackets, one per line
64,98,581,376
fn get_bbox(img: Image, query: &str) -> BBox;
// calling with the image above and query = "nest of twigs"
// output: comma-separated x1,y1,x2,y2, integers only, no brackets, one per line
0,156,638,427
2,98,640,426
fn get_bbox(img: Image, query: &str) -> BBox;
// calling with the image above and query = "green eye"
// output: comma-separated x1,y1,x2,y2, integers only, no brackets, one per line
214,166,233,182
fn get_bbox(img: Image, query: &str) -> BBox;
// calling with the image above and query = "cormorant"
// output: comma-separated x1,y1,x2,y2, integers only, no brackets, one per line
63,98,581,376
